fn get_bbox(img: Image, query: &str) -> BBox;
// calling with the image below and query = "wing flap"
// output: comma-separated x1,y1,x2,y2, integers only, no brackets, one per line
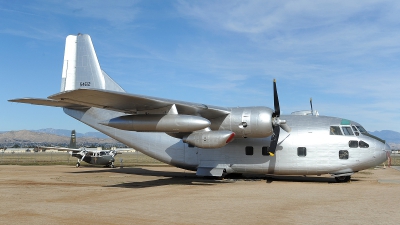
49,89,230,119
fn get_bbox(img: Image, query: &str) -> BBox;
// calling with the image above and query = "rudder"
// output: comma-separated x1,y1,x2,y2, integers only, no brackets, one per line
69,130,77,149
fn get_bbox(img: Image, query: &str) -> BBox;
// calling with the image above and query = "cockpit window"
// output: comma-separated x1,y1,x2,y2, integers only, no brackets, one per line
356,125,385,143
330,126,343,135
351,126,360,136
349,140,359,148
342,126,354,136
356,125,367,133
359,141,369,148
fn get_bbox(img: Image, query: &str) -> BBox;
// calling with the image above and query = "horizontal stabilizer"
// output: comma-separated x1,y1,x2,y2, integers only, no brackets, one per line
8,98,86,108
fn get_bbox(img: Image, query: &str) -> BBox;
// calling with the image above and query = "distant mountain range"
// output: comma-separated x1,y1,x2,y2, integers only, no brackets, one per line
369,130,400,143
0,130,119,148
29,128,110,138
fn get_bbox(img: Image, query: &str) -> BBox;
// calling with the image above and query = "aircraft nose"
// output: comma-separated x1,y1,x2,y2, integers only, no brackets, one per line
383,142,391,153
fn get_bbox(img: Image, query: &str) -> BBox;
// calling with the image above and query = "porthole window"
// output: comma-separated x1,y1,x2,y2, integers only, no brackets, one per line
348,140,358,148
262,146,269,156
297,147,307,157
245,146,253,155
339,150,349,159
359,141,369,148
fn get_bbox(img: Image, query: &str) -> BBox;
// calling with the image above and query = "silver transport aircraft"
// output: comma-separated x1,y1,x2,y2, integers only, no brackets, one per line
40,130,121,168
10,34,391,182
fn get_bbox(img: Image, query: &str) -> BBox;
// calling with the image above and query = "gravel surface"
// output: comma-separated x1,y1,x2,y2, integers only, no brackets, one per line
0,165,399,225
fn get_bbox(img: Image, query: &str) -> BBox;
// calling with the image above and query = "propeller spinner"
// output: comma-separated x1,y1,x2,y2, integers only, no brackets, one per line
268,79,291,156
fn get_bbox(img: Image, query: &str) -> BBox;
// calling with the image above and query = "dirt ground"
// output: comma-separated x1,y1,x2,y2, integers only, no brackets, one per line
0,165,399,225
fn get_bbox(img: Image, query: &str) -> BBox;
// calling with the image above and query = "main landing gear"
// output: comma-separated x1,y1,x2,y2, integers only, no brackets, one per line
335,176,351,183
76,161,80,167
105,162,115,168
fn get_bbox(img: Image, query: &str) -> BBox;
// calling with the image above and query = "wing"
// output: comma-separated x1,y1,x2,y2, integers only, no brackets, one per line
48,89,230,119
39,146,83,153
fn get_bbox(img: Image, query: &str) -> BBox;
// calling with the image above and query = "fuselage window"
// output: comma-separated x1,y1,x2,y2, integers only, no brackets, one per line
262,147,269,156
245,146,253,155
339,150,349,159
297,147,307,157
348,140,358,148
342,126,354,136
330,126,343,135
359,141,369,148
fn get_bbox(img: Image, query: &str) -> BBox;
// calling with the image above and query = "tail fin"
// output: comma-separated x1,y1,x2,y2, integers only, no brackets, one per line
69,130,77,148
60,34,125,93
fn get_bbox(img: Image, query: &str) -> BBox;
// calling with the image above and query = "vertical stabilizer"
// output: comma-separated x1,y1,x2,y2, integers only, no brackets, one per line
69,130,77,149
60,34,124,92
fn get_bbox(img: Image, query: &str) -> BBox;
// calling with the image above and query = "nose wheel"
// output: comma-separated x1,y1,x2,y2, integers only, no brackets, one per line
335,176,351,183
76,162,81,167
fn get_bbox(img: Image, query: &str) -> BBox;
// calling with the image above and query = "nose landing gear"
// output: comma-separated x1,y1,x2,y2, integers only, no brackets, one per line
335,176,351,183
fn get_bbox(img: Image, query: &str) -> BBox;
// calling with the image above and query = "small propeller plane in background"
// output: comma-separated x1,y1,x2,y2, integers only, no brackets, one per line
10,34,391,182
40,130,124,168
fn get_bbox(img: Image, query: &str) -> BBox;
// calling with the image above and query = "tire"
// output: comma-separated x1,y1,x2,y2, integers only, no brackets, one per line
335,176,351,183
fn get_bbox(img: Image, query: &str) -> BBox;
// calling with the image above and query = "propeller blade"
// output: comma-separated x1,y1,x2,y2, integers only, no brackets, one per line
268,125,280,156
310,97,313,115
273,79,280,117
80,150,87,162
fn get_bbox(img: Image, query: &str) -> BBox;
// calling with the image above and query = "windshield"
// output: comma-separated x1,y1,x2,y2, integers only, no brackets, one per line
356,125,368,133
356,125,385,143
342,126,354,136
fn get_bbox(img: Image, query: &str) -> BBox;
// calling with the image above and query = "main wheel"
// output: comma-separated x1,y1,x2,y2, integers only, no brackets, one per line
76,162,80,168
335,176,351,183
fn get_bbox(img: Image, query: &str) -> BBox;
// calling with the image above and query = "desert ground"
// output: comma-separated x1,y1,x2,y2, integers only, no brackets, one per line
0,165,399,225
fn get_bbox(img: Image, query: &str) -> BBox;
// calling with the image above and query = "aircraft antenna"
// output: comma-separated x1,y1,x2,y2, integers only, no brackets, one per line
310,98,313,116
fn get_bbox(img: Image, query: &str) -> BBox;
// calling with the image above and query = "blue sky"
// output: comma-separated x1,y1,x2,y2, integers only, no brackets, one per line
1,0,400,133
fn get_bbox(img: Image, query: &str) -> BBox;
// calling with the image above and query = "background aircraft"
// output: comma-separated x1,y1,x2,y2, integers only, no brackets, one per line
9,34,391,182
40,130,123,168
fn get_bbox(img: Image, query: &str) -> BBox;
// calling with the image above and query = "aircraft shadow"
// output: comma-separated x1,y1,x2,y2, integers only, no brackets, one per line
69,167,232,188
67,167,355,188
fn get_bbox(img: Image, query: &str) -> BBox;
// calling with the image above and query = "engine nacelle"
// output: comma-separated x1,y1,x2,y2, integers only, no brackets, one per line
183,130,235,149
101,114,211,132
211,107,274,138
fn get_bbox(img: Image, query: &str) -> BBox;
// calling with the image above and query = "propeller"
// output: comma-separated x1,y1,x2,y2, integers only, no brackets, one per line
268,79,291,156
80,149,88,162
110,150,118,157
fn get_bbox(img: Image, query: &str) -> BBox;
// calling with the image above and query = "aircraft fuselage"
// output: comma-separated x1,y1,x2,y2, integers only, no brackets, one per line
65,107,389,177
